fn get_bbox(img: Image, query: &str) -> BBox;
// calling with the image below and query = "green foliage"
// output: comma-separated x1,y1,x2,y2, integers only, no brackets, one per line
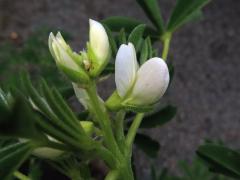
28,159,42,180
0,142,35,179
140,105,177,128
197,143,240,179
0,0,214,178
20,75,96,150
103,0,212,46
150,157,231,180
167,0,210,32
135,133,160,158
123,104,177,158
102,16,157,37
125,105,176,158
136,0,164,34
0,95,46,141
128,24,146,51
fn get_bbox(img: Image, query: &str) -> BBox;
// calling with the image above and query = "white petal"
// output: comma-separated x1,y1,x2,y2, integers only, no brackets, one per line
55,32,69,50
49,33,79,71
73,83,89,109
89,19,109,61
48,32,56,59
57,46,80,71
33,147,63,159
129,57,169,105
115,43,139,97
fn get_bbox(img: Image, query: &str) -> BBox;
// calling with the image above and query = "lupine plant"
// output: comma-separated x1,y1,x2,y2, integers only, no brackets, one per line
0,0,213,179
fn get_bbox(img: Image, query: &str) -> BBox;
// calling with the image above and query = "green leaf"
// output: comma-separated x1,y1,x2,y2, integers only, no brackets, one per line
0,95,45,141
134,133,160,158
140,105,177,128
118,28,127,45
197,144,240,179
183,10,204,25
102,16,157,36
167,0,211,32
22,75,96,150
139,38,149,65
146,37,153,59
102,16,143,33
0,142,34,179
103,25,118,57
137,0,165,34
101,63,115,76
168,63,175,85
28,159,42,180
40,79,85,137
58,86,74,99
128,24,146,51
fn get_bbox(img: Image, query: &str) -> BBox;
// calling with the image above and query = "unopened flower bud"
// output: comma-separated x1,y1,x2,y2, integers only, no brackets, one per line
49,32,90,83
80,121,94,136
88,19,111,77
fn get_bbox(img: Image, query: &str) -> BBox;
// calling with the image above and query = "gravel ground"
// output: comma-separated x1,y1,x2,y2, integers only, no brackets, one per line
0,0,240,179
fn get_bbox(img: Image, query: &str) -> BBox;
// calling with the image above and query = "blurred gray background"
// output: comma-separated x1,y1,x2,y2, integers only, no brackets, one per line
0,0,239,179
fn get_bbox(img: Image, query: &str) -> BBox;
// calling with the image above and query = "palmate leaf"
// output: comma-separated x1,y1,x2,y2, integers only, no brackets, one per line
0,141,35,180
136,0,165,34
197,144,240,179
21,75,97,150
167,0,211,32
140,105,177,128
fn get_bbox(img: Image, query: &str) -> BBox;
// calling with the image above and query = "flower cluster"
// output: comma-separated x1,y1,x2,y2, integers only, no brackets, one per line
37,19,170,160
49,19,169,110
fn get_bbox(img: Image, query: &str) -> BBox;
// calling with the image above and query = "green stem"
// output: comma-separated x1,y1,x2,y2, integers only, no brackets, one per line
115,110,126,152
14,171,30,180
162,32,172,60
85,80,120,157
126,113,144,152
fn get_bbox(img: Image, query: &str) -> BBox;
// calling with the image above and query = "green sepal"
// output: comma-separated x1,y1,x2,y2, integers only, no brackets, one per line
58,64,90,84
105,91,123,111
123,103,153,113
80,121,94,136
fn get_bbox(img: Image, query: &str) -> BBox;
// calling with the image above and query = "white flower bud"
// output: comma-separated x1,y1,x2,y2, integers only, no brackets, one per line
115,43,169,106
48,32,89,83
33,147,63,159
88,19,110,76
127,58,169,105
